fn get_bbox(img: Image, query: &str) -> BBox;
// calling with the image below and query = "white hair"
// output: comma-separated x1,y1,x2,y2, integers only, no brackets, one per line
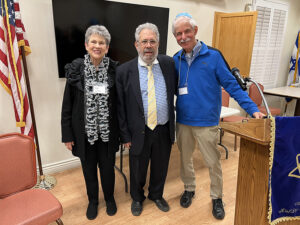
172,16,197,35
135,22,160,42
85,25,111,45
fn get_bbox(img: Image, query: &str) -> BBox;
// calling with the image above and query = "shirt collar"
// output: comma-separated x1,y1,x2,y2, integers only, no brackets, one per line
184,40,201,57
138,56,159,67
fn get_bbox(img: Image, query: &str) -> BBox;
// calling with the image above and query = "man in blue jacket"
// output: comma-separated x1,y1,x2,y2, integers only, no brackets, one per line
172,13,264,220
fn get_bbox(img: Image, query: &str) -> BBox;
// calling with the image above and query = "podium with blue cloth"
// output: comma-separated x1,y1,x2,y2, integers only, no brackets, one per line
220,118,299,225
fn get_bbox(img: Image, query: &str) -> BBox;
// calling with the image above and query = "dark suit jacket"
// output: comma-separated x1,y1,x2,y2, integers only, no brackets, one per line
61,58,120,160
116,55,176,156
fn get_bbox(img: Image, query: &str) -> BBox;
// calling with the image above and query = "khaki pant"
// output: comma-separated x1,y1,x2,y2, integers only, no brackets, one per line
176,123,223,199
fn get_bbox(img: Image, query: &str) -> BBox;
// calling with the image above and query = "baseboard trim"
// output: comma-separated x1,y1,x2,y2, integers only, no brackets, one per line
41,157,81,175
40,150,129,175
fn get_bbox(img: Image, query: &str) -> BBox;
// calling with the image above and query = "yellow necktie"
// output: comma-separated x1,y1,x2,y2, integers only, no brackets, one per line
146,65,157,130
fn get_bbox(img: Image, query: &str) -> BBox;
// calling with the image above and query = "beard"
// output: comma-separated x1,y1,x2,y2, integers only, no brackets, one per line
139,47,158,64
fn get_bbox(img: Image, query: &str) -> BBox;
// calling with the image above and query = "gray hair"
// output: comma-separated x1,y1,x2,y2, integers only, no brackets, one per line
85,25,111,45
135,22,160,42
172,16,197,35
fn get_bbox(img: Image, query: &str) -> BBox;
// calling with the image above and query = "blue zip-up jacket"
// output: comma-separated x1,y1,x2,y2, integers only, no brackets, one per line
173,42,259,127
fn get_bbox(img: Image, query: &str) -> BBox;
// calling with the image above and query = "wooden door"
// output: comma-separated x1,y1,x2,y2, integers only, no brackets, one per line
212,11,257,77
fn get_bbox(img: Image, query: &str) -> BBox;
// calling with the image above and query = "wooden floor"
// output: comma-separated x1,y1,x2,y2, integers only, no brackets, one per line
50,133,240,225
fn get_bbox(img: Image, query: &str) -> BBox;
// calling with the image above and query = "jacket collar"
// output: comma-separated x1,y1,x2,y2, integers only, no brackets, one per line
176,41,208,60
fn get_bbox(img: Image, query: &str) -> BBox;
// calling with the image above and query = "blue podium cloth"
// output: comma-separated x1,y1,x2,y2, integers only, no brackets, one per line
269,116,300,225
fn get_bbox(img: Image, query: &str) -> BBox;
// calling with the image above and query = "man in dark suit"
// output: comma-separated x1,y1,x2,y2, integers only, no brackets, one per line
116,22,176,216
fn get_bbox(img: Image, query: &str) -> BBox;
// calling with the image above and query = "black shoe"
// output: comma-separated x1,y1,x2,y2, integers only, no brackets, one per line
212,198,225,220
131,200,143,216
86,202,98,220
106,199,117,216
150,198,170,212
180,191,195,208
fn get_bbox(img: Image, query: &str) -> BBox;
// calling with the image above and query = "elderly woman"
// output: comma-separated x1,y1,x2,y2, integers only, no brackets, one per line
61,25,119,220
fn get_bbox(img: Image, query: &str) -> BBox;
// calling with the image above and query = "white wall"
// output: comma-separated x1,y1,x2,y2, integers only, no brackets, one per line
0,0,299,173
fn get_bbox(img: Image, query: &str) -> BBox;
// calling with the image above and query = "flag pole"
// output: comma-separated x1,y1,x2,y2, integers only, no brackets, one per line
20,46,56,190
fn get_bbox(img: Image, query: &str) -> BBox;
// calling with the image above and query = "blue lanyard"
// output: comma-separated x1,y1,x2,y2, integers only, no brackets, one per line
178,53,190,88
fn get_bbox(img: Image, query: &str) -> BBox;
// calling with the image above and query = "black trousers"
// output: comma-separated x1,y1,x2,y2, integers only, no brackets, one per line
129,124,172,202
80,138,115,205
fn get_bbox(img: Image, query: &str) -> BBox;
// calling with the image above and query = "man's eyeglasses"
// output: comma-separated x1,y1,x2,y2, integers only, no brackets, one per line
139,40,157,46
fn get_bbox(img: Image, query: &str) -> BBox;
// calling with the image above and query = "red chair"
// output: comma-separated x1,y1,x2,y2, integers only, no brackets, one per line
0,133,63,225
249,83,281,116
221,89,247,152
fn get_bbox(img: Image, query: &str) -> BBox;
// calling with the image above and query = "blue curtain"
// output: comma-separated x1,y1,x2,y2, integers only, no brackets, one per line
269,116,300,224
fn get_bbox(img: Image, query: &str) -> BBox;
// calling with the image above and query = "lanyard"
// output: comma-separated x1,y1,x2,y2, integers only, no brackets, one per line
178,52,190,88
177,42,202,88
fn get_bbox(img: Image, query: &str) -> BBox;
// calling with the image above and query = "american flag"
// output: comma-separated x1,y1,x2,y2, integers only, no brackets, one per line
0,0,34,138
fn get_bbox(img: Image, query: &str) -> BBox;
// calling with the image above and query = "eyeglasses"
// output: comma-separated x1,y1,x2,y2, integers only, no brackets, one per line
139,40,157,46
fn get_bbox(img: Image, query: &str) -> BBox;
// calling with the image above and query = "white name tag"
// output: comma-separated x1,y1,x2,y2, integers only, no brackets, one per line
179,87,188,95
93,84,107,94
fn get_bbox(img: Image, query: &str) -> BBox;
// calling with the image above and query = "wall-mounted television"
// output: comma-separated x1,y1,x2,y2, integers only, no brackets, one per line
52,0,169,77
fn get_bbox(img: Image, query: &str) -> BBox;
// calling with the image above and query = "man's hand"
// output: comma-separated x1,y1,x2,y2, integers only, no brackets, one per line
64,141,74,151
124,142,132,149
253,111,265,119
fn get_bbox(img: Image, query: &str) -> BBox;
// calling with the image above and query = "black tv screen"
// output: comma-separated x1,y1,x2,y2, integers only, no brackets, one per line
52,0,169,77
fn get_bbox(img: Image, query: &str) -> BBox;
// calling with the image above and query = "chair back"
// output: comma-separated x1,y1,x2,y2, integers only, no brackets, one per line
222,89,230,107
249,83,264,106
0,133,37,198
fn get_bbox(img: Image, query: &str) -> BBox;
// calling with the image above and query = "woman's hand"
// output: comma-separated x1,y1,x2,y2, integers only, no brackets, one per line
64,142,74,151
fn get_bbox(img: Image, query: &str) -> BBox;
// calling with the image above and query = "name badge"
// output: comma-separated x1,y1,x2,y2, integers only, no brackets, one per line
179,87,188,95
93,84,107,94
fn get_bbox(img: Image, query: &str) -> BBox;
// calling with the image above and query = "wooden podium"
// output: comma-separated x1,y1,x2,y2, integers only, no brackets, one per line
220,119,298,225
